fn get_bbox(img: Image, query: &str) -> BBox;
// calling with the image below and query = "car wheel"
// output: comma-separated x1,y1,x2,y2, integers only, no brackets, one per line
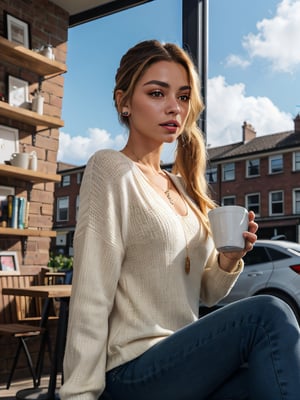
255,291,300,325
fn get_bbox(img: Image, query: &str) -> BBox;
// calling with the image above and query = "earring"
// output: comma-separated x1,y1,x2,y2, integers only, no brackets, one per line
121,111,129,117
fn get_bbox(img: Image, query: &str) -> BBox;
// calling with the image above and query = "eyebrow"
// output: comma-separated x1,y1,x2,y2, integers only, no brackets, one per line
143,80,191,91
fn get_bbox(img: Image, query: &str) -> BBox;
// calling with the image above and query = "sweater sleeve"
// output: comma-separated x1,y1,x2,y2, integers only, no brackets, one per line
59,152,125,400
200,249,244,307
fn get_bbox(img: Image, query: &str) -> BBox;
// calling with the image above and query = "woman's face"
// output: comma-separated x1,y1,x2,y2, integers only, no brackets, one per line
127,60,191,145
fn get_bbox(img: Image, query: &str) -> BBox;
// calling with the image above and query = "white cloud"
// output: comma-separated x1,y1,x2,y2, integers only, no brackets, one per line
224,54,250,69
206,75,293,147
58,128,127,165
243,0,300,73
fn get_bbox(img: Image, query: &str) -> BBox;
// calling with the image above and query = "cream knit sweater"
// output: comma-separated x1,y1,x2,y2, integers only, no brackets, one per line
60,150,243,400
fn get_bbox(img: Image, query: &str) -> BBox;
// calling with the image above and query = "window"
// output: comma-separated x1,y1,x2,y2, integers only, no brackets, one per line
76,195,80,221
62,175,70,187
269,191,284,215
293,152,300,171
57,197,69,221
246,193,260,216
246,159,260,177
222,162,235,181
77,172,83,184
269,155,283,174
222,196,235,206
243,246,270,266
206,167,217,183
293,189,300,214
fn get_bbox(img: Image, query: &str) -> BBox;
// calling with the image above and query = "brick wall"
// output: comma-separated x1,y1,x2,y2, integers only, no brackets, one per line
0,0,68,272
0,0,69,383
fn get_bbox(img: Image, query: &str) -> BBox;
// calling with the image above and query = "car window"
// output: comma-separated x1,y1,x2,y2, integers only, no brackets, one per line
243,246,270,266
266,247,290,261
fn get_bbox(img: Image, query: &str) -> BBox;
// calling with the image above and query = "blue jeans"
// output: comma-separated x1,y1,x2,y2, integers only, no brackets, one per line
104,295,300,400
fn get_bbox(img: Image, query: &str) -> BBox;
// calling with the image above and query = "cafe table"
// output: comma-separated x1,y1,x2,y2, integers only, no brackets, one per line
2,284,72,400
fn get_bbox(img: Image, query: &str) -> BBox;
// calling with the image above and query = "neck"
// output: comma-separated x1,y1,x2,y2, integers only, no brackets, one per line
123,145,162,174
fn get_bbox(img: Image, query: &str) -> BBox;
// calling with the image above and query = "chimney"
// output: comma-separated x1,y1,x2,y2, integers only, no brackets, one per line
294,114,300,133
242,121,256,143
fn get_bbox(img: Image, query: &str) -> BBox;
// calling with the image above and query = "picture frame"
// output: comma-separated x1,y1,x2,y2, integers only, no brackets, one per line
0,251,20,275
0,125,19,164
4,11,31,48
8,75,29,108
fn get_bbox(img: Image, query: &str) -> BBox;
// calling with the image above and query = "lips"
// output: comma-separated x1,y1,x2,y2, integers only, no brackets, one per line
159,120,180,128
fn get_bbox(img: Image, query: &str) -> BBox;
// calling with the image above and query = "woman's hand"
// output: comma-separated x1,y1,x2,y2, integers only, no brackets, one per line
218,210,258,272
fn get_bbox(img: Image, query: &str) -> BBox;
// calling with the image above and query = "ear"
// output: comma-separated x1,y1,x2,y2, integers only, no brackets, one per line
115,90,131,116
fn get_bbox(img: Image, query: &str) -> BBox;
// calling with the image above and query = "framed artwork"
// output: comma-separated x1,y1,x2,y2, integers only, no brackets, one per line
0,252,20,275
4,11,31,48
0,125,19,164
8,75,29,108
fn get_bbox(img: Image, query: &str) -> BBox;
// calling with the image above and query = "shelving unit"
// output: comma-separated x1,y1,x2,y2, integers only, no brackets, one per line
0,227,56,237
0,35,66,252
0,36,67,77
0,164,61,183
0,101,64,128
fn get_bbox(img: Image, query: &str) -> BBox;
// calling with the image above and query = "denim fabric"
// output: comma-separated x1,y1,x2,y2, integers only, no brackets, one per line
104,295,300,400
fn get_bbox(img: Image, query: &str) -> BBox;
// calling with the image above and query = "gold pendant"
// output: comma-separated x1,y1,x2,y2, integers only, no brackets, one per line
185,256,190,274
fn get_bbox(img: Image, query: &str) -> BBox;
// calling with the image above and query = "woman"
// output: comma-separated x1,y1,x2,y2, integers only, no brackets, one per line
60,40,300,400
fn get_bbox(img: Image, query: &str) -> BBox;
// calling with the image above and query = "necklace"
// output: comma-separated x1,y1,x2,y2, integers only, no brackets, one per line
125,146,191,274
181,219,191,274
127,147,177,206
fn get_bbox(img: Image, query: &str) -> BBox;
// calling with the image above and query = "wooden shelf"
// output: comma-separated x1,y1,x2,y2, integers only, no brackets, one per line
0,164,61,183
0,101,64,128
0,36,67,77
0,227,56,237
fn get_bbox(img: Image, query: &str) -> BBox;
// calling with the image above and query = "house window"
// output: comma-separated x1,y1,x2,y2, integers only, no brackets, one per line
77,172,83,184
76,195,80,221
246,159,260,177
246,193,260,216
62,175,71,187
222,162,235,181
269,155,283,174
206,167,217,183
293,152,300,171
293,189,300,214
57,197,69,221
269,191,284,215
222,196,236,206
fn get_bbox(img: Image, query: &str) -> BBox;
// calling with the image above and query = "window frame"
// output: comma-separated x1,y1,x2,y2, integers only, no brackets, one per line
269,154,283,174
293,188,300,214
56,196,69,222
222,162,235,181
245,193,260,216
246,158,260,178
269,190,284,216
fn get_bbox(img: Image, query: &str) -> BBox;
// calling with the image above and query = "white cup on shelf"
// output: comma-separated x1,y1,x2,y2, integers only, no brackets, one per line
10,153,30,169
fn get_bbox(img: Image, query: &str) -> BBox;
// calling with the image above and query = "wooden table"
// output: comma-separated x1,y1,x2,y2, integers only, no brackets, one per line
2,285,72,400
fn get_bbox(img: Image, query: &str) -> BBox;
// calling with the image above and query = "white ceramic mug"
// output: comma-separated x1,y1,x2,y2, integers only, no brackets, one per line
208,205,249,252
10,153,30,169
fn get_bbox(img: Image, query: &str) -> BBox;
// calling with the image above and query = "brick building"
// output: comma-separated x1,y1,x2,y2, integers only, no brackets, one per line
207,114,300,241
52,162,85,256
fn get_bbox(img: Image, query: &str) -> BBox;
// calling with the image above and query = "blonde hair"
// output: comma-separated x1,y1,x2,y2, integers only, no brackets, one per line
113,40,215,235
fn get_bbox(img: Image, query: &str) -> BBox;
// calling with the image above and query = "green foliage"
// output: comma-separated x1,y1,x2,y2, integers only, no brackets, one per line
48,253,73,271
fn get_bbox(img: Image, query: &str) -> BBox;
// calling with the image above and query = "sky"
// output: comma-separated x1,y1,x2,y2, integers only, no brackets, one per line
58,0,300,165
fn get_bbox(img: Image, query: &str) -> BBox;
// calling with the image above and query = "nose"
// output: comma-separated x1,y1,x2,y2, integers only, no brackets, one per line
166,95,180,114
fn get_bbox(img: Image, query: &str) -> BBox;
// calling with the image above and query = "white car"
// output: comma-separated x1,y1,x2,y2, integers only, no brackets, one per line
200,240,300,323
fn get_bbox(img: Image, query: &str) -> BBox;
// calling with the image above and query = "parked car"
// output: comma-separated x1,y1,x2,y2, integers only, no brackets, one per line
200,240,300,323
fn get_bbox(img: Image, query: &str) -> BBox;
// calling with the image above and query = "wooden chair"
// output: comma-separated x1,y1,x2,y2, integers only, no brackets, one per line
0,323,45,389
0,269,67,389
